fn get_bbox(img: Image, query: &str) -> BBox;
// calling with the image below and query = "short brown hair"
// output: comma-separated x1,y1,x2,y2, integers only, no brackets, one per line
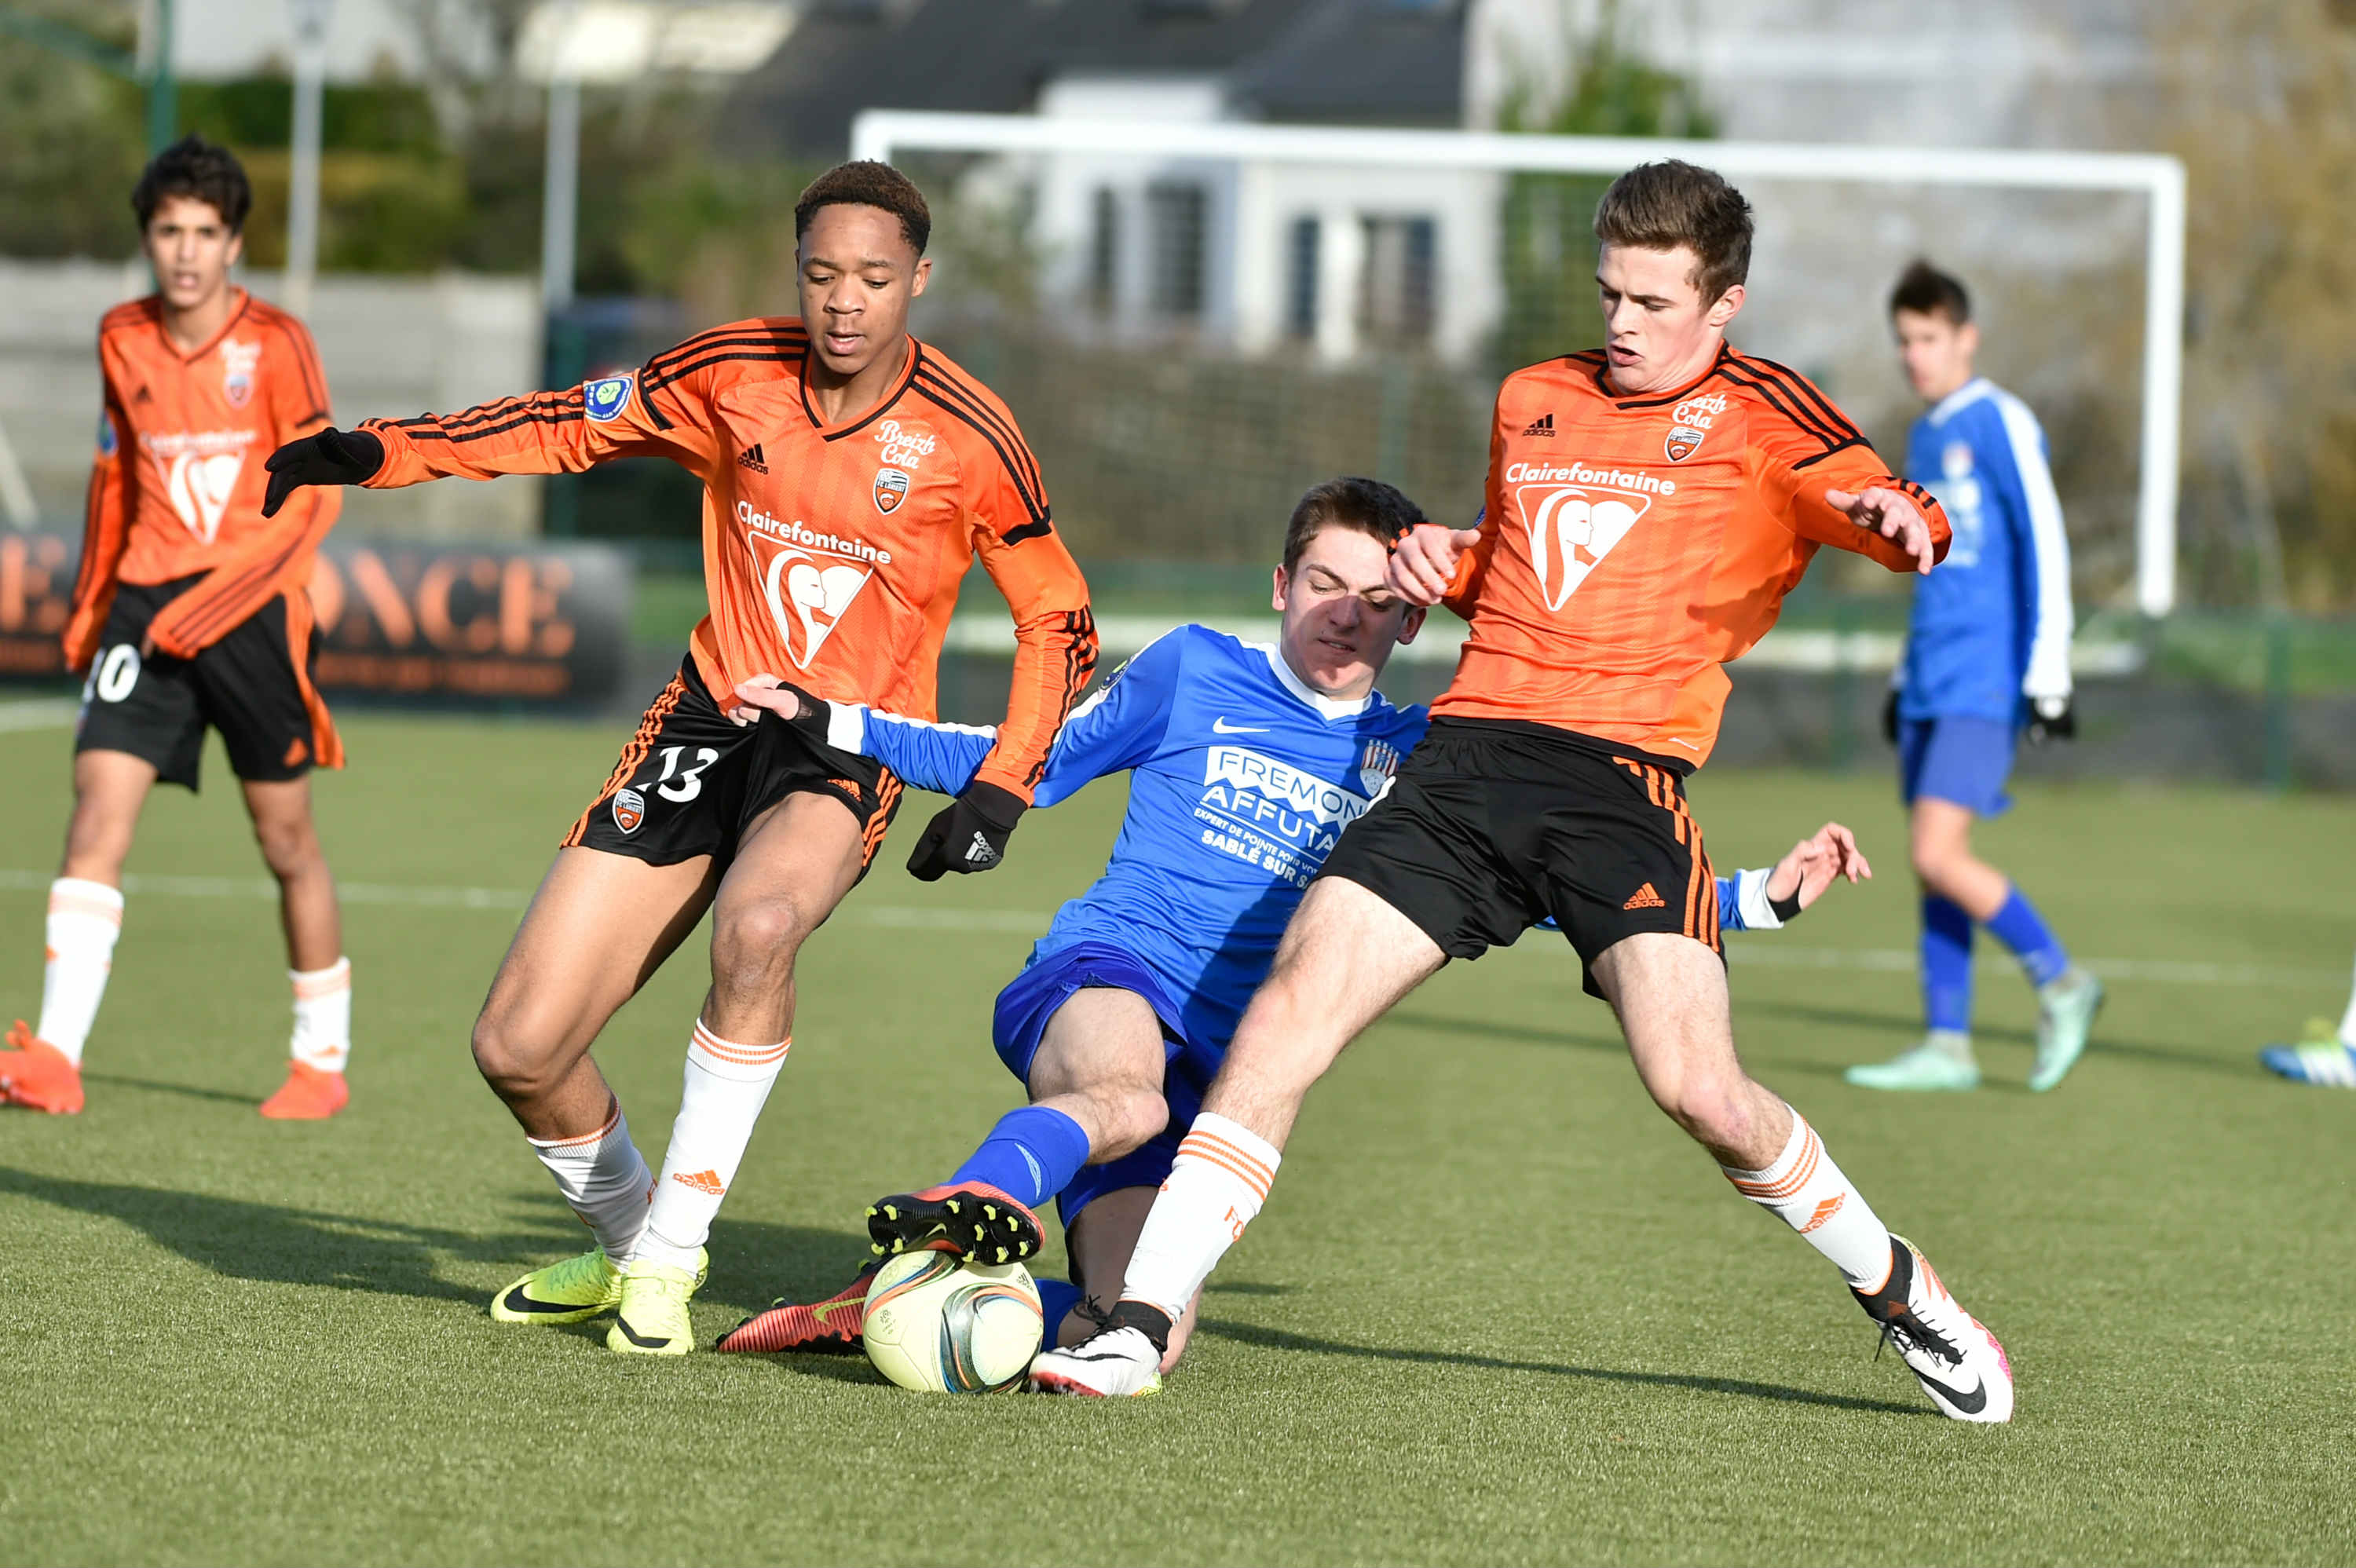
794,160,931,255
132,134,251,235
1592,159,1752,305
1890,259,1971,324
1282,477,1428,573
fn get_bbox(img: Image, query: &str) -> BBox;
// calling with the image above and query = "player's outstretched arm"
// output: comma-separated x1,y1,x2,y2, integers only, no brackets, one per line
1386,522,1486,607
1718,821,1871,932
1822,486,1939,576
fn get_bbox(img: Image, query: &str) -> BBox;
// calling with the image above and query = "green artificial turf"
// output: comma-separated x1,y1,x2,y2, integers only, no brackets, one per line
2,712,2351,1566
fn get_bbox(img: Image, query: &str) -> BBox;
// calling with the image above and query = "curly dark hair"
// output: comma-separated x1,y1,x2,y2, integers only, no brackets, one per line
132,134,253,234
1282,477,1429,572
793,160,931,256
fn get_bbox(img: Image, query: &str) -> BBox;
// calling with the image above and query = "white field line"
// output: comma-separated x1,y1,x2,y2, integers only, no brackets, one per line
0,868,2334,987
0,699,79,733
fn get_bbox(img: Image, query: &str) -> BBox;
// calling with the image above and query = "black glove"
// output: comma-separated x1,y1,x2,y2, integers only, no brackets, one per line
744,679,828,739
1880,689,1901,745
905,780,1026,882
262,427,385,517
2025,695,2076,745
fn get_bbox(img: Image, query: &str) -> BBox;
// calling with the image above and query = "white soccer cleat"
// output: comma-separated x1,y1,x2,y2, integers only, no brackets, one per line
1853,1237,2014,1424
1027,1325,1164,1398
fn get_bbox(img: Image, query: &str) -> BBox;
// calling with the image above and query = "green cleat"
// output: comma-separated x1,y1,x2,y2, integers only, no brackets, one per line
2029,970,2105,1093
492,1248,624,1325
607,1252,708,1355
1846,1040,1981,1092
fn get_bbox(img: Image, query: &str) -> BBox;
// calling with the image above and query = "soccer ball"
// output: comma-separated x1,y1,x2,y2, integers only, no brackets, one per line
861,1251,1044,1393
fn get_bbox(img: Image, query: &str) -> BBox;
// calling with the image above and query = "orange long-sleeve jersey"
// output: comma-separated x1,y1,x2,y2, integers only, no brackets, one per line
1433,344,1949,766
67,291,342,671
359,319,1096,801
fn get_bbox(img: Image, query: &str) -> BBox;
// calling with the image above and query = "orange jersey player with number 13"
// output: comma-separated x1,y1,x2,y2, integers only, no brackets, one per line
1037,162,2012,1424
262,161,1097,1355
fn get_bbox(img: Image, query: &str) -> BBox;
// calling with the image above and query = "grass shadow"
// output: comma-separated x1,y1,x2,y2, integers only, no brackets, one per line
79,1070,263,1107
700,1215,875,1317
1197,1318,1927,1417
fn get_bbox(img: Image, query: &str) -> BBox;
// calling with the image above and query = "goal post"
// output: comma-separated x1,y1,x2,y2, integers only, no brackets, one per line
852,109,2187,616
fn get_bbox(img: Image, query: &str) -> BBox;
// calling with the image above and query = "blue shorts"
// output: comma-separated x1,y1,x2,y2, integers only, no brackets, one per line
990,941,1225,1232
1897,715,2016,817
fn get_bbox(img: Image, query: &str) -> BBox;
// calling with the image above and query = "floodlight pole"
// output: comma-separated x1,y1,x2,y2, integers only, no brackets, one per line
540,0,583,314
285,0,331,320
143,0,177,154
854,111,2190,616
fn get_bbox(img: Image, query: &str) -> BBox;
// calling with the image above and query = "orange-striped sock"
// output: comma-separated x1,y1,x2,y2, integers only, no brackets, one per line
1720,1108,1894,1292
635,1021,788,1271
1116,1111,1281,1322
527,1095,653,1261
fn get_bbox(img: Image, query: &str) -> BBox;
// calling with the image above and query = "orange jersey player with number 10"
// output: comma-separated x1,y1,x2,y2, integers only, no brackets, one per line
3,135,353,1123
1038,163,2013,1426
262,161,1097,1355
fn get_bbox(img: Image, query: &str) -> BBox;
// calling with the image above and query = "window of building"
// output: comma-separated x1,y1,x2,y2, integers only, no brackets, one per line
1147,181,1208,320
1286,216,1319,340
1358,215,1436,346
1088,187,1121,315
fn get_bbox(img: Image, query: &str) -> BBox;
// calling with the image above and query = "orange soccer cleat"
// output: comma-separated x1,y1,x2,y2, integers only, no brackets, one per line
715,1263,880,1354
1,1021,84,1115
258,1061,349,1120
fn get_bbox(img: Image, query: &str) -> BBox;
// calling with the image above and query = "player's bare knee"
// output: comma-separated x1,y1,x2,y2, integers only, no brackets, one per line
470,1011,561,1102
253,817,323,883
710,895,814,988
1091,1082,1169,1160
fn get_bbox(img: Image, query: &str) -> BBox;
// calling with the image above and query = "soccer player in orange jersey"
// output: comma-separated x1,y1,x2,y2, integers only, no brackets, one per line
262,162,1096,1354
2,137,352,1121
1039,162,2015,1423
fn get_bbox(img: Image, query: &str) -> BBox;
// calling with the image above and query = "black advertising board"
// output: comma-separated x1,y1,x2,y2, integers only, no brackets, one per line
0,534,632,707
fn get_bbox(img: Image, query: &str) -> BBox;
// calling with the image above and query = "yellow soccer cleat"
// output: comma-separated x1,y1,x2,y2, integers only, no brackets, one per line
491,1248,626,1325
607,1252,708,1355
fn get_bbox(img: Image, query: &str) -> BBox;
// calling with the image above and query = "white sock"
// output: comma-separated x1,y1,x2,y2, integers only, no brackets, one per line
36,878,123,1065
1117,1112,1281,1321
2338,947,2356,1050
289,956,352,1072
1721,1109,1896,1292
633,1021,788,1271
527,1097,654,1263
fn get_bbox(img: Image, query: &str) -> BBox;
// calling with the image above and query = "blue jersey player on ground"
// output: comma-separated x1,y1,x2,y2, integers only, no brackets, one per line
712,478,1871,1365
1847,261,2105,1095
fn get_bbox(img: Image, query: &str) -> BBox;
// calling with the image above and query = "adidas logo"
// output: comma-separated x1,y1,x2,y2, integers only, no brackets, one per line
1622,883,1666,910
672,1168,726,1196
965,831,1001,868
1521,412,1555,437
737,444,768,473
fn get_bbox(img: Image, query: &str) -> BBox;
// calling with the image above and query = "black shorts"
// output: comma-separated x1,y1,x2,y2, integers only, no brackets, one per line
75,576,338,791
565,657,905,872
1318,717,1721,996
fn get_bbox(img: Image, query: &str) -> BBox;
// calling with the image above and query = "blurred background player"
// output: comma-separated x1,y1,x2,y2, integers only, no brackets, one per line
1847,261,2105,1095
2,136,352,1120
2259,945,2356,1086
714,477,1874,1371
259,161,1096,1355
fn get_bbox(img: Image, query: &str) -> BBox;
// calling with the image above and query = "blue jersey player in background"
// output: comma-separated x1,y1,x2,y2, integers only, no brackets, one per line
714,479,1873,1365
1848,261,2105,1095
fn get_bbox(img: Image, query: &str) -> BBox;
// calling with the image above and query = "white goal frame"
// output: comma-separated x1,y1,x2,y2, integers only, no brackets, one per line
854,110,2188,616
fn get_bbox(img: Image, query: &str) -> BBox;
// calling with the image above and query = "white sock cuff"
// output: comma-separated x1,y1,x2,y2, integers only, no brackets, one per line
686,1021,789,1082
1720,1107,1816,1190
1175,1112,1281,1204
49,879,124,925
291,956,351,997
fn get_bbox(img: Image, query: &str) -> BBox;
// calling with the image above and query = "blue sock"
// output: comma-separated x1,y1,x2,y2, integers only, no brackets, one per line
948,1105,1092,1208
1035,1277,1083,1338
1986,887,2069,987
1922,895,1974,1033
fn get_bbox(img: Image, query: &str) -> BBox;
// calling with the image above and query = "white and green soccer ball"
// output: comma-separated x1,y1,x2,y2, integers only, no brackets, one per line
862,1251,1044,1393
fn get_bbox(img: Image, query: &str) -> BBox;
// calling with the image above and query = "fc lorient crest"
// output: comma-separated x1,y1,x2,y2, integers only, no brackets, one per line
873,466,909,514
219,338,262,408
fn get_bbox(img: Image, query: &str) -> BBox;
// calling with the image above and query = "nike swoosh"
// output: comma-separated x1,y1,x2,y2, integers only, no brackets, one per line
811,1298,860,1328
612,1314,675,1350
1912,1365,1987,1415
1211,718,1269,734
499,1283,597,1317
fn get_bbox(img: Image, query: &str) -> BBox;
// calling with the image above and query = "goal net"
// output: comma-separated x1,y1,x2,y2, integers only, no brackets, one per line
856,110,2186,630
